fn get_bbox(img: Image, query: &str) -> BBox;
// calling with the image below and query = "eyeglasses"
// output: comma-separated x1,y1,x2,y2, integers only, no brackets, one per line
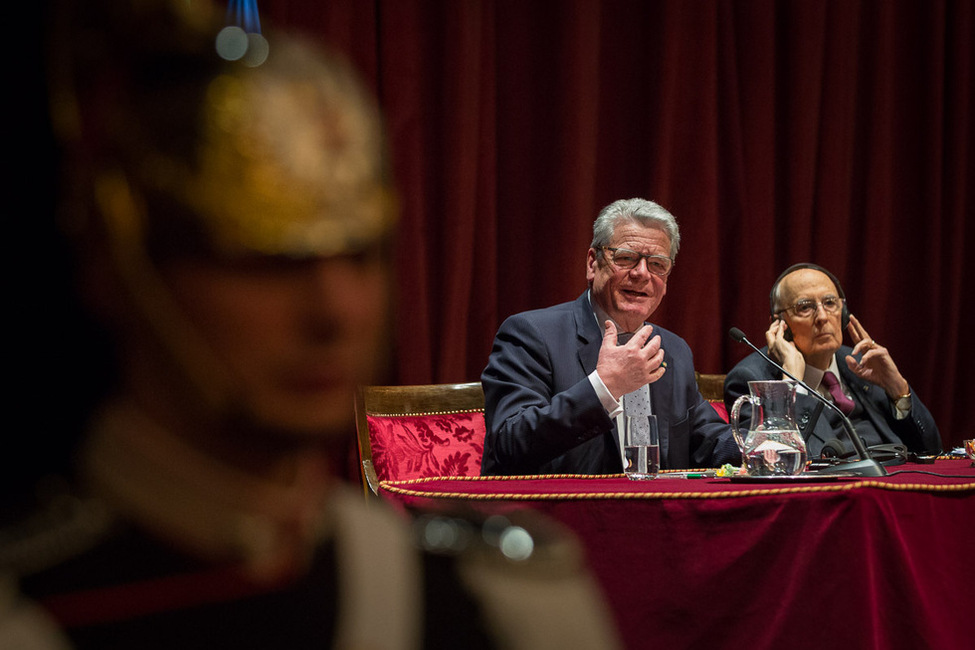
776,295,844,319
600,247,674,277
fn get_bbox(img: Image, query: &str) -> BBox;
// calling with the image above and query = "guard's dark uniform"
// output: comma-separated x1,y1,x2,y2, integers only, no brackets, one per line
6,477,619,650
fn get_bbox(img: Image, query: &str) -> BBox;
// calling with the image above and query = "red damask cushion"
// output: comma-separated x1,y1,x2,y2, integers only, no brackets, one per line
366,411,486,481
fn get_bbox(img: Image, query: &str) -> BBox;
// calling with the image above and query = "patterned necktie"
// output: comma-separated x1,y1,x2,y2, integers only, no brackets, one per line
822,371,855,415
617,330,652,425
622,386,652,432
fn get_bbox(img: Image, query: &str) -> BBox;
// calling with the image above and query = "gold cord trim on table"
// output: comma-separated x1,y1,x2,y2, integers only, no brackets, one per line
379,472,975,501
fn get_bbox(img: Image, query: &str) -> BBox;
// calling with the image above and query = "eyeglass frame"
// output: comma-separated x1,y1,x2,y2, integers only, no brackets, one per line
598,246,674,277
774,295,845,320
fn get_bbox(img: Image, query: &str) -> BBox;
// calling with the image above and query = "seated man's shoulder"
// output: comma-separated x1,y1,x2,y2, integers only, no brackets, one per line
505,298,578,324
728,350,774,377
496,299,582,342
651,324,684,345
650,325,695,361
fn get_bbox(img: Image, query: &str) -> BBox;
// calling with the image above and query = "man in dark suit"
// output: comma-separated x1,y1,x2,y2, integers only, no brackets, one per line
480,198,738,475
724,264,941,458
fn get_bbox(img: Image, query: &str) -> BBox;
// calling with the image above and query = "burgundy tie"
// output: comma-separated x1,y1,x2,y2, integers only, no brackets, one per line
822,371,855,415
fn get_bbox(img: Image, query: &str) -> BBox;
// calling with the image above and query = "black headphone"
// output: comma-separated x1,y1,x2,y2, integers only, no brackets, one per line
819,439,908,467
769,263,850,340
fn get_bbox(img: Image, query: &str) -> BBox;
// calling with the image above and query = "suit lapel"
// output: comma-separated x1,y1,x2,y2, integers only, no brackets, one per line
574,292,602,374
573,293,623,466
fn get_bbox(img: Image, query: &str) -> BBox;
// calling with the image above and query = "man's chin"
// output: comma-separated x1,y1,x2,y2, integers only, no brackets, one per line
811,335,842,349
614,302,654,328
239,395,354,441
805,341,842,362
264,414,352,440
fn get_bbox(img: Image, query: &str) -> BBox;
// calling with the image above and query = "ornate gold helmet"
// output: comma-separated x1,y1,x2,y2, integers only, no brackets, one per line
47,0,398,418
51,0,397,261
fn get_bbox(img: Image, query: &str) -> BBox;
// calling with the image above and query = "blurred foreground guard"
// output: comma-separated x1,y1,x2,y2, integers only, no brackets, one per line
3,2,621,648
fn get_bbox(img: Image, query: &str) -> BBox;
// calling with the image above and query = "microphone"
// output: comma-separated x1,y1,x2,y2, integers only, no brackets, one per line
728,327,885,477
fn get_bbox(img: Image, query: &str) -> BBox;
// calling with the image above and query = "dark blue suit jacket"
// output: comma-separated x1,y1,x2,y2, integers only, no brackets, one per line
480,292,738,475
723,347,942,457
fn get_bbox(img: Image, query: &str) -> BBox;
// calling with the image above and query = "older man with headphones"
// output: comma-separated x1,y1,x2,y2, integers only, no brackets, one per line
723,264,942,460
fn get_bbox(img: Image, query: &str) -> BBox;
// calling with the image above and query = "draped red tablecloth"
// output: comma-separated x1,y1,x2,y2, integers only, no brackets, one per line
380,459,975,650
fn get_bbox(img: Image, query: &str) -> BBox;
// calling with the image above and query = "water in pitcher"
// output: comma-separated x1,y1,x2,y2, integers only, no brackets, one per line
742,430,808,476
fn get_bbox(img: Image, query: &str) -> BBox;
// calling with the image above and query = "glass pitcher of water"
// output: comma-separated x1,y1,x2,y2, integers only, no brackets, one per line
730,380,808,476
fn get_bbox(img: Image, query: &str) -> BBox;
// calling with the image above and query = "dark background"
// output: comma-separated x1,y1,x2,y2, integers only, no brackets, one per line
18,1,973,483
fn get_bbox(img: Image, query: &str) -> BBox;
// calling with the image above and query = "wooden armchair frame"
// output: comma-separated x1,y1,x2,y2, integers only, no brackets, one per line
354,382,485,498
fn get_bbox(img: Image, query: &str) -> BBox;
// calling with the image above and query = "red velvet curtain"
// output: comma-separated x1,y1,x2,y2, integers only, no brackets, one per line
266,1,972,447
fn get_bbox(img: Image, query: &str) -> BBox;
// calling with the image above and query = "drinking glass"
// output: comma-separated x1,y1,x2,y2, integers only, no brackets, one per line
624,414,659,480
